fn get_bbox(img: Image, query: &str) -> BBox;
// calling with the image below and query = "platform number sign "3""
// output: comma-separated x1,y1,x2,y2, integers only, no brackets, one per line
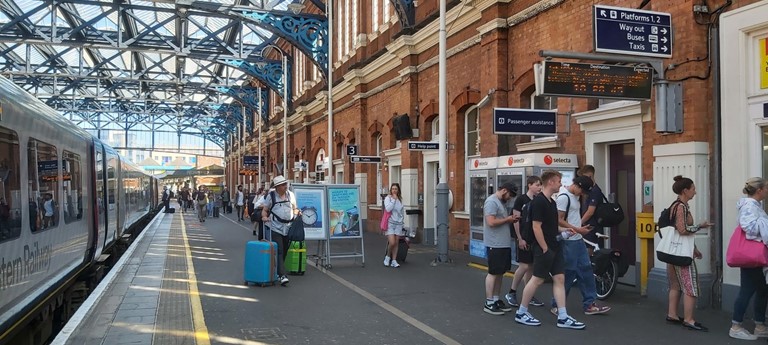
346,145,358,156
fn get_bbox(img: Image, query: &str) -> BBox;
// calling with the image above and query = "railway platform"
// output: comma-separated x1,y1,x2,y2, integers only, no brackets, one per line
53,209,744,345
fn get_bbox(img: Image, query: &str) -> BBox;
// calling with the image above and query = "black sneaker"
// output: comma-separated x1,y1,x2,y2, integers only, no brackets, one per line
279,275,289,286
495,299,513,312
483,302,504,315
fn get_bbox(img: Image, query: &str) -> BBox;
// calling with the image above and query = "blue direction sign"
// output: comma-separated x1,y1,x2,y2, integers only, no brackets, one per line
493,108,557,136
594,5,672,58
243,155,265,166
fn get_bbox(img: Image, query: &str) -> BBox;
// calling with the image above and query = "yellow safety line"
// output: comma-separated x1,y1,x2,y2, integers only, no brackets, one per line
181,213,211,345
466,263,515,278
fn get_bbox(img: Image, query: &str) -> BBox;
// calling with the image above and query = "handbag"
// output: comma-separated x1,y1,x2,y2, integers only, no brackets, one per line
287,218,305,242
594,195,625,227
656,226,694,266
380,210,392,232
726,225,768,268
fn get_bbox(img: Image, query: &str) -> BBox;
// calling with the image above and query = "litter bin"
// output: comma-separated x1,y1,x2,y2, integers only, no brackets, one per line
405,209,422,244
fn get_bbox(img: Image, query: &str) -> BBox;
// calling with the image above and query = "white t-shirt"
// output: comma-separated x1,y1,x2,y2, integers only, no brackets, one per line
556,186,582,241
236,191,244,206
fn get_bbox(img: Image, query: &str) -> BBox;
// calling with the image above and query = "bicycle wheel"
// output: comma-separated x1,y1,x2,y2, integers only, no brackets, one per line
595,260,618,300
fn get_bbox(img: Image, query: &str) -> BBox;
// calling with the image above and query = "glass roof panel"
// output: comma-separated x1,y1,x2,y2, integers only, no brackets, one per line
0,0,297,153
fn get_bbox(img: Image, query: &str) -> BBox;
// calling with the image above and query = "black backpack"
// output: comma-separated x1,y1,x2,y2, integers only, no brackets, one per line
268,191,294,224
657,200,683,229
594,195,625,227
519,200,535,243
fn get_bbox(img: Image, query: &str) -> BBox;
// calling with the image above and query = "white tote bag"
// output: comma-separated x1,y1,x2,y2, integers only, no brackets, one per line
656,226,695,266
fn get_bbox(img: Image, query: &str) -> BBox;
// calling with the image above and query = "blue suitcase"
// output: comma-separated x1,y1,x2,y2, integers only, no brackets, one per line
244,240,277,286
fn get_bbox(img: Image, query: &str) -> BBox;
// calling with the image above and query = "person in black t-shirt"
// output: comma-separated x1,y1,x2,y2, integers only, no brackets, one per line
505,176,545,308
514,170,586,330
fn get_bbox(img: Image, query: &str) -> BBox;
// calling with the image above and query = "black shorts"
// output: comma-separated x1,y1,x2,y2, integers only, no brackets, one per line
516,245,534,264
486,247,512,275
532,245,565,279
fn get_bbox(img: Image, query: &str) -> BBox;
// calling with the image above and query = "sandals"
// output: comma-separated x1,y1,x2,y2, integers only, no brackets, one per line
682,321,709,332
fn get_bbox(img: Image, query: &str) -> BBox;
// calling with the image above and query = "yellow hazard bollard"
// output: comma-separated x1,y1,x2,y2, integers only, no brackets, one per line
636,213,656,296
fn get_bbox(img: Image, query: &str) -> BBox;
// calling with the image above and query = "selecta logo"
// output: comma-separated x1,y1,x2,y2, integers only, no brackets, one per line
508,157,514,166
474,160,479,168
543,155,572,165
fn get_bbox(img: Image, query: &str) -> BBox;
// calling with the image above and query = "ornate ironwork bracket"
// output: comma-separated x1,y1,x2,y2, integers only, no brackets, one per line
218,58,290,108
391,0,415,29
193,2,327,77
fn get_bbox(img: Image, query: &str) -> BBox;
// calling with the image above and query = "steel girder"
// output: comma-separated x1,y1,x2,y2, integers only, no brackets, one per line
0,0,322,150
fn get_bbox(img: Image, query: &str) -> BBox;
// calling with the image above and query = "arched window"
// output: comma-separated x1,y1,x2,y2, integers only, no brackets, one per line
431,118,440,141
465,107,479,156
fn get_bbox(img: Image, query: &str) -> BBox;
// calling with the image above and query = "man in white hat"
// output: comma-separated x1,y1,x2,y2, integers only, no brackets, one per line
261,176,299,285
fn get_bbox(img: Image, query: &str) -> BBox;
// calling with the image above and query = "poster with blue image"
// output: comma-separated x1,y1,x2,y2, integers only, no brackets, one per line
327,186,361,238
292,185,327,240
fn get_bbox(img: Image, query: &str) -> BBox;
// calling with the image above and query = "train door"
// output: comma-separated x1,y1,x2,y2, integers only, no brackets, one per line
105,150,118,245
93,142,107,257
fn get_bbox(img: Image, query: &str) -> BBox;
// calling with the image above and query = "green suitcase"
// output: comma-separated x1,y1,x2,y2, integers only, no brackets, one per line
287,241,306,275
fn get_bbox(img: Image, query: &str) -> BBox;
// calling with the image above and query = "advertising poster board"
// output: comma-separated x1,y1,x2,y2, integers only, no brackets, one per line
292,184,327,241
327,185,361,239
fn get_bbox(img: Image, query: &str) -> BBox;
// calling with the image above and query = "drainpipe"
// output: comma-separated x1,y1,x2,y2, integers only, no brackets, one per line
711,26,723,309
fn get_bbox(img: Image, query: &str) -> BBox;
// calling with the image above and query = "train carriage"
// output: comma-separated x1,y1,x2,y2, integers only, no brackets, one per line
0,75,158,344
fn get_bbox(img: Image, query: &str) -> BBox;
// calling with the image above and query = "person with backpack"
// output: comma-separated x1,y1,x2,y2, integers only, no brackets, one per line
551,176,611,316
515,170,585,330
729,177,768,340
221,186,231,214
194,186,208,222
482,182,520,315
664,175,713,331
161,186,170,213
577,165,605,250
505,176,545,308
260,176,299,286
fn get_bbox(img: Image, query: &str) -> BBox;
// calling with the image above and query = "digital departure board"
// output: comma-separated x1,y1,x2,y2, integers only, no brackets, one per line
542,61,653,100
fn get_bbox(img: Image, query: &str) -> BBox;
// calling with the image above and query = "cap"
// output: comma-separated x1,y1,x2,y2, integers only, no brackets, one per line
572,176,594,192
272,175,288,187
499,182,518,196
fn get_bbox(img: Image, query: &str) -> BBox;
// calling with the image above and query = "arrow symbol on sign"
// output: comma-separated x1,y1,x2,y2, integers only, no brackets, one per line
662,46,668,52
661,37,668,43
660,28,668,34
600,10,606,17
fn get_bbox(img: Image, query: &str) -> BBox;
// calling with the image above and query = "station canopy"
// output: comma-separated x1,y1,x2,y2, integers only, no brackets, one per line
0,0,328,157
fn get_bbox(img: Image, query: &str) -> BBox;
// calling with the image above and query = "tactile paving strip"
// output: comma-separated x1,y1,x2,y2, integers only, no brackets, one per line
154,215,195,345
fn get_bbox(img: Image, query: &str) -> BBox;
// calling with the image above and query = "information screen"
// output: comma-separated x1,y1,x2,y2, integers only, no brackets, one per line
542,61,653,100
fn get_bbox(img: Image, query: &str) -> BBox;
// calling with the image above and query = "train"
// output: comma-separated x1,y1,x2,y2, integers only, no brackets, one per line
0,74,160,344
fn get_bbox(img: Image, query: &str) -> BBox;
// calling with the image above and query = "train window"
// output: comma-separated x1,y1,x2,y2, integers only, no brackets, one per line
28,139,58,232
0,127,21,243
62,151,82,224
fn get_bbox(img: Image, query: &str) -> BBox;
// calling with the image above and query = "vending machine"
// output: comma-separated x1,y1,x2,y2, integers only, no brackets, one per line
468,157,497,263
496,153,578,194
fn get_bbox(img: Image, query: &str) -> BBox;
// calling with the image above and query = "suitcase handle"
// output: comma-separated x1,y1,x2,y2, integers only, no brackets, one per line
259,239,277,281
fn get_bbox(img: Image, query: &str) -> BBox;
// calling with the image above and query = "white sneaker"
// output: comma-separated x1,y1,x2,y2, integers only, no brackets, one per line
754,324,768,338
390,260,401,268
279,275,289,286
383,256,391,267
730,327,758,340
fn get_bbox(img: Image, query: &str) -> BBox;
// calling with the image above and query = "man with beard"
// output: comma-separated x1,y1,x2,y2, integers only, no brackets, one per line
482,182,520,315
